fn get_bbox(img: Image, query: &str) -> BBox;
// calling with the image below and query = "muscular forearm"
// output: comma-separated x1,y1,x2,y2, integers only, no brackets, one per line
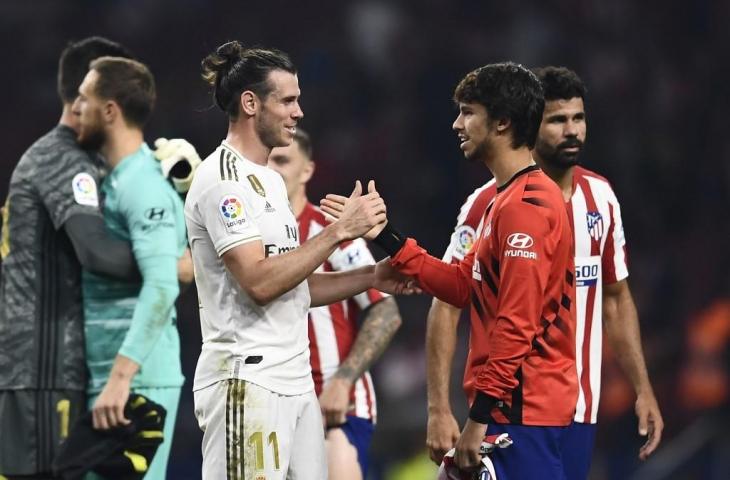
603,281,652,394
308,266,376,308
225,224,345,306
426,298,460,412
334,297,401,382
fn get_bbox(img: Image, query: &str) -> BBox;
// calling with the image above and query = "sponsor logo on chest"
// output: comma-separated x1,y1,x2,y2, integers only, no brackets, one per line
504,232,537,259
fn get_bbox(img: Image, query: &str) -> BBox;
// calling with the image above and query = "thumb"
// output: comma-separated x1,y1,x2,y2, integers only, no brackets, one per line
350,180,362,198
638,409,648,436
368,179,377,194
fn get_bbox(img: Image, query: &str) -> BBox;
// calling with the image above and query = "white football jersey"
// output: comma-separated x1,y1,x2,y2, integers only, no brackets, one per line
185,141,312,395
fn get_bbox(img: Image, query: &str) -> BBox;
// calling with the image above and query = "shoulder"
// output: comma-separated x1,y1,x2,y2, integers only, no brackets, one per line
574,166,620,203
23,128,95,171
123,160,179,208
460,179,497,216
497,171,563,225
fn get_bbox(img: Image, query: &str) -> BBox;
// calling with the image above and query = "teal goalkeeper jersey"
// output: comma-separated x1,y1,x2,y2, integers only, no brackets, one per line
83,143,185,394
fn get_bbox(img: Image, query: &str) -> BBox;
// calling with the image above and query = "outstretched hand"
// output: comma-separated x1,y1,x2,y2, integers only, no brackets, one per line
321,180,388,240
374,258,421,295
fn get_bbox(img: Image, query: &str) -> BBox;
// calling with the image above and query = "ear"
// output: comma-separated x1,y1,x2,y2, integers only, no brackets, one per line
240,90,257,116
495,117,511,133
300,160,315,184
103,100,118,124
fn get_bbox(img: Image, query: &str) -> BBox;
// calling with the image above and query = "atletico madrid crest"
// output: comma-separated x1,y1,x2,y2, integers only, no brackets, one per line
586,211,603,241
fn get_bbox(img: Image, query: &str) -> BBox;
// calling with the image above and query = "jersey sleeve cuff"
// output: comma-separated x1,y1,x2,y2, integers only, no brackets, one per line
215,234,262,257
469,391,498,423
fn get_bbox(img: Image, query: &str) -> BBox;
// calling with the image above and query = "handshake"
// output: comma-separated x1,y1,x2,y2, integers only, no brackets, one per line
153,137,202,194
321,180,419,296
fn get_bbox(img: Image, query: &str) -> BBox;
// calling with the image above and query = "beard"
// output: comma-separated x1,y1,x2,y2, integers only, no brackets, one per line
255,110,288,149
535,137,583,169
464,136,494,163
77,114,106,151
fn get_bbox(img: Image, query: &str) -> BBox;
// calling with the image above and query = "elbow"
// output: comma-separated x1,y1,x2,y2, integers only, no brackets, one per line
76,246,104,275
391,312,403,331
246,284,276,307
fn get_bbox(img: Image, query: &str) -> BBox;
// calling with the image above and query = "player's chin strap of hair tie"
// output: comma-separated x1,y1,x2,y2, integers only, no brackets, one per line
372,222,406,257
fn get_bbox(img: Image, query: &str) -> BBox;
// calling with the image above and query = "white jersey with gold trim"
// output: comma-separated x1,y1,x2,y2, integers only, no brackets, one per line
185,140,312,395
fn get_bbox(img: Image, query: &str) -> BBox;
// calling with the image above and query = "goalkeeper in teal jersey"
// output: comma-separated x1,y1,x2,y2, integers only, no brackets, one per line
72,56,187,478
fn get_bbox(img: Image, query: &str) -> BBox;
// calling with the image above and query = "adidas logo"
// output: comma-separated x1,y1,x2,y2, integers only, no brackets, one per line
264,201,276,213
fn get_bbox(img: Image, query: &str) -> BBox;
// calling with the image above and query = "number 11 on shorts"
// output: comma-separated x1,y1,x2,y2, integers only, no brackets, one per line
249,431,280,471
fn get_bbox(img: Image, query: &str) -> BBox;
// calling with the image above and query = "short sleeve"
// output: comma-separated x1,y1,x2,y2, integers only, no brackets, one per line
122,180,181,260
194,180,261,257
602,192,629,284
34,149,102,230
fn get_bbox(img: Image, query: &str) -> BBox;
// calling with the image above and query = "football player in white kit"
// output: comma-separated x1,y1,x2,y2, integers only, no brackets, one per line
185,41,416,480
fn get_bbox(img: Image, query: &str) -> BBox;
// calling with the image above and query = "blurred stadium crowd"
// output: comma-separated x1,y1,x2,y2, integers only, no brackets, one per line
1,0,728,478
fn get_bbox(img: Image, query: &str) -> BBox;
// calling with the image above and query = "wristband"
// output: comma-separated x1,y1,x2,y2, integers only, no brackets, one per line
469,391,499,424
372,222,406,256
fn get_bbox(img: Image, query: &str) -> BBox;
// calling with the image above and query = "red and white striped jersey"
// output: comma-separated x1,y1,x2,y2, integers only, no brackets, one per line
298,202,387,421
443,167,628,423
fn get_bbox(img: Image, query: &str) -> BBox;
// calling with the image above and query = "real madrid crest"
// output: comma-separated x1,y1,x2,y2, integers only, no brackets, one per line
247,174,266,197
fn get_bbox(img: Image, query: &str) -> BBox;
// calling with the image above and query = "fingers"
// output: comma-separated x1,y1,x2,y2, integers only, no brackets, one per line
92,401,130,430
427,446,448,465
639,414,663,460
92,406,107,430
350,180,362,198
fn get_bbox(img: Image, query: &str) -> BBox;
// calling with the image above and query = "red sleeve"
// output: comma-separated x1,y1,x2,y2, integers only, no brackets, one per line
390,238,474,309
475,202,552,400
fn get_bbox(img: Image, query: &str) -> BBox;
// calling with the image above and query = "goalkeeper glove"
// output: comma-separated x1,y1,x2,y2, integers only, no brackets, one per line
154,137,202,194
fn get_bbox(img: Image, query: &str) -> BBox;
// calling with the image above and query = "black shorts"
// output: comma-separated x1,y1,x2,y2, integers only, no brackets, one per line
0,389,85,477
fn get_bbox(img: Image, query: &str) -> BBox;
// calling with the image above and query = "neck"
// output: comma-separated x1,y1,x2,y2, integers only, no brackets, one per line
534,154,575,202
484,146,535,188
58,104,79,132
225,119,271,166
102,124,144,169
290,189,308,217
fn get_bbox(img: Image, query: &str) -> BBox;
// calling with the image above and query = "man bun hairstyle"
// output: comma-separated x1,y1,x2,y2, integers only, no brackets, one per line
58,36,134,104
201,41,296,119
454,62,544,149
532,66,587,102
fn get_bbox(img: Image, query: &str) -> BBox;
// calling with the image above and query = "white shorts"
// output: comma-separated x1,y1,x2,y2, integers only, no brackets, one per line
194,379,327,480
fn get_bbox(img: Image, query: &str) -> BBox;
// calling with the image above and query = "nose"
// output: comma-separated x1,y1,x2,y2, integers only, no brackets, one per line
293,102,304,120
71,97,81,115
564,119,579,137
452,114,463,131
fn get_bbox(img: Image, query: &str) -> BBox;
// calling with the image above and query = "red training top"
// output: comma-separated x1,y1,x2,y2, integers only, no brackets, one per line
392,165,578,426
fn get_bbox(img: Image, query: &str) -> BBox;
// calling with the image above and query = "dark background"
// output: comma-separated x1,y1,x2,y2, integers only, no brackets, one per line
1,0,729,478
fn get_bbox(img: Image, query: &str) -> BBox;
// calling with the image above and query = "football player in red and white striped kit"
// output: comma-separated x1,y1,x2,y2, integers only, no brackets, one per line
425,66,663,479
269,129,402,480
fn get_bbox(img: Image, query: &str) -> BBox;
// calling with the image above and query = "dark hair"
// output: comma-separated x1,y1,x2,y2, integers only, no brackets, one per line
453,62,544,149
532,66,587,102
292,128,312,158
201,41,296,119
57,36,134,104
89,57,156,128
